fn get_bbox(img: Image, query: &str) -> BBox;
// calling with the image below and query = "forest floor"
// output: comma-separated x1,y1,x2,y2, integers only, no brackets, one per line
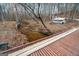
0,20,78,51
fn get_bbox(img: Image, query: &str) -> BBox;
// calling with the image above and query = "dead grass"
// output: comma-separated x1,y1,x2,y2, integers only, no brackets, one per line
9,31,28,48
0,21,28,49
0,20,78,49
19,20,78,42
26,32,46,42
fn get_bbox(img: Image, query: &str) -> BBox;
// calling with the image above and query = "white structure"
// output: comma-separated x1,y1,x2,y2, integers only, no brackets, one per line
52,17,66,24
75,19,79,21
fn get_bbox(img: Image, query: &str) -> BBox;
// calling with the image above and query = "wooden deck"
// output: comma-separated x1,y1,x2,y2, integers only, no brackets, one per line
29,29,79,56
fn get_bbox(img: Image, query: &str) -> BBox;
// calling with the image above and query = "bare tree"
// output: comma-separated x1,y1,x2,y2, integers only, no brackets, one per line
19,3,52,34
69,4,78,20
12,3,21,29
72,4,79,19
0,4,5,24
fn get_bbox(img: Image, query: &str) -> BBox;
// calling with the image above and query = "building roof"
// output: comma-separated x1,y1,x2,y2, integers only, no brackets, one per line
53,17,65,20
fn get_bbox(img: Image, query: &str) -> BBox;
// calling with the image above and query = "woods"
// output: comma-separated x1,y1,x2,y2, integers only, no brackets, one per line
0,3,79,52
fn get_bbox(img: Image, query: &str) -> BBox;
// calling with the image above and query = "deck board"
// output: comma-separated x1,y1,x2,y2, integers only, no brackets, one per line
29,29,79,56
